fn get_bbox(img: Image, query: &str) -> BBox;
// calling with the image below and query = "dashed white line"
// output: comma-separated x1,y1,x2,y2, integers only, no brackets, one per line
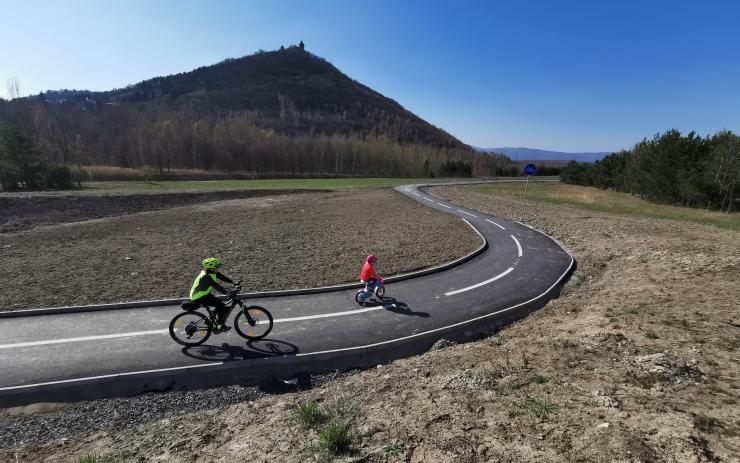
436,203,452,208
275,306,384,323
511,235,523,257
485,218,505,230
423,197,435,202
444,267,514,296
457,210,477,218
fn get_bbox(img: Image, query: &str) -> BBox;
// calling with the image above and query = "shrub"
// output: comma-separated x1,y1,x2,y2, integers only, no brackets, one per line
45,165,73,189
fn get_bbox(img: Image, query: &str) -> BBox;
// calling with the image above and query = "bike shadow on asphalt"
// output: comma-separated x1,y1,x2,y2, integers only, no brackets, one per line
180,338,300,362
362,296,430,318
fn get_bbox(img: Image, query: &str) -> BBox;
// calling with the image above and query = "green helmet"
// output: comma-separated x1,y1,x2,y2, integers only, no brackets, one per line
202,257,221,270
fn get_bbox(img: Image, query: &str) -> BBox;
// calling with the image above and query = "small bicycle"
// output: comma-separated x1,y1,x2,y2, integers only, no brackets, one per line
354,277,385,304
169,281,273,347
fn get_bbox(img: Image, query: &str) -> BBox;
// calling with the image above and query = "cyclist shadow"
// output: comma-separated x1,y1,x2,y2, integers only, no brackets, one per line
379,296,430,318
181,339,300,362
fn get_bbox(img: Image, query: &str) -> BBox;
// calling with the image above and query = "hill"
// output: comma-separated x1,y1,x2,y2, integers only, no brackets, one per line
38,46,468,150
479,147,610,163
1,45,522,185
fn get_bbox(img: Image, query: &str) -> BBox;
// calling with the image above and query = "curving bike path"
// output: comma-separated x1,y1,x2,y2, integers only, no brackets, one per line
0,183,575,406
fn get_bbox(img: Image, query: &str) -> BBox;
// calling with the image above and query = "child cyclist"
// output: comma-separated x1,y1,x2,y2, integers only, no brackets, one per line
190,257,235,333
359,254,383,296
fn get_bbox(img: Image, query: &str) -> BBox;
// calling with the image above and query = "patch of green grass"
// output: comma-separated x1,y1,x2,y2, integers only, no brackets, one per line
315,421,356,456
529,375,549,384
293,400,328,429
469,182,740,231
510,397,558,419
384,439,407,456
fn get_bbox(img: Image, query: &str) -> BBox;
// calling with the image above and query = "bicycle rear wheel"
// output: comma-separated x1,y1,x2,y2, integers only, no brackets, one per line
234,306,273,340
169,311,212,346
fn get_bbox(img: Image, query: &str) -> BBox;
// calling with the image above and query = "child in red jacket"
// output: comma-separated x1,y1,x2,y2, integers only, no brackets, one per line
359,254,382,296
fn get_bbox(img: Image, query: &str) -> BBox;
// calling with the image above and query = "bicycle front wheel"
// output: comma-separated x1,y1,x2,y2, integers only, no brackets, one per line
169,311,212,347
234,306,273,340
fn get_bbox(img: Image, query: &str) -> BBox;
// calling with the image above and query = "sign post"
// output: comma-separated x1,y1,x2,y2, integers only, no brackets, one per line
522,163,536,216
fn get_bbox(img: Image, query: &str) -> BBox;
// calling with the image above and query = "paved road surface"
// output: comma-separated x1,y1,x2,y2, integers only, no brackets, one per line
0,183,574,406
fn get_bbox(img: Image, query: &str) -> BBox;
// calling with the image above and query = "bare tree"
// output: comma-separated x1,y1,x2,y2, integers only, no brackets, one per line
6,77,21,99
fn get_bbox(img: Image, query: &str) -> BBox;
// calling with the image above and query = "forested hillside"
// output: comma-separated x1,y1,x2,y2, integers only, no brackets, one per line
560,129,739,212
0,46,518,189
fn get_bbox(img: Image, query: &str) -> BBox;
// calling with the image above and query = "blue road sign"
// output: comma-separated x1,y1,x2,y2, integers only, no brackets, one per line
524,163,537,176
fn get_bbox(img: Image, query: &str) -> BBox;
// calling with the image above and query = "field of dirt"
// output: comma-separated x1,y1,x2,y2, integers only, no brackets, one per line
2,185,739,462
0,189,330,233
0,188,480,311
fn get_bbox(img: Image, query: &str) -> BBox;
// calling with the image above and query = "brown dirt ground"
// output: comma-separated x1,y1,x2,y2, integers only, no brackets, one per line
2,185,739,462
0,188,480,310
0,189,331,233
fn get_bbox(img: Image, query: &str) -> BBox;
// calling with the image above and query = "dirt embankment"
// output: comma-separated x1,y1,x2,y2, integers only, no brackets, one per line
2,185,739,462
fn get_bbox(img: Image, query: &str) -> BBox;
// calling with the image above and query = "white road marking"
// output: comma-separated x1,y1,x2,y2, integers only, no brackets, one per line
485,218,505,230
275,306,384,323
436,202,452,208
423,197,435,202
0,330,169,350
444,267,514,296
511,235,523,257
0,362,223,391
457,210,477,218
412,192,421,196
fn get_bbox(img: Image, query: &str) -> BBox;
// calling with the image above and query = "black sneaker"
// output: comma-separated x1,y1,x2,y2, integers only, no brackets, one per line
213,325,231,334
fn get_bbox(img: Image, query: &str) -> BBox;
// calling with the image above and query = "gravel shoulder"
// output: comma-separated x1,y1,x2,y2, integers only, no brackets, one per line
2,185,739,462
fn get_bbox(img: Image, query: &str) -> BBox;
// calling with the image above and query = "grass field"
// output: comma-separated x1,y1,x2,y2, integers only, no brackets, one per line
470,182,740,232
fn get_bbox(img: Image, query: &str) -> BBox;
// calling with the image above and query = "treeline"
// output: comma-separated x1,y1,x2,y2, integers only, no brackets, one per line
560,129,739,212
0,99,517,190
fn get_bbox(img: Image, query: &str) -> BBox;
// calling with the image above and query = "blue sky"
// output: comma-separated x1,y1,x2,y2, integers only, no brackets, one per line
1,0,738,152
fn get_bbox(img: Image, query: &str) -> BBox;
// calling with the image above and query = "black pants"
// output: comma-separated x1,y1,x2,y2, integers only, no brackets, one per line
194,293,228,325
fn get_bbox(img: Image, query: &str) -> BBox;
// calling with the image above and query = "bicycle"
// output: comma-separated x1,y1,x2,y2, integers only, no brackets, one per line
169,281,273,347
354,277,385,304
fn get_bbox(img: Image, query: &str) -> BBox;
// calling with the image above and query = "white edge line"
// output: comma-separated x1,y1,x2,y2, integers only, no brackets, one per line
0,362,224,391
485,218,505,230
511,235,523,257
2,188,575,393
444,267,514,296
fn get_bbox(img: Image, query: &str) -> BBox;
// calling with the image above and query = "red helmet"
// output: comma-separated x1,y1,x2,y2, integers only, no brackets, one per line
366,254,377,263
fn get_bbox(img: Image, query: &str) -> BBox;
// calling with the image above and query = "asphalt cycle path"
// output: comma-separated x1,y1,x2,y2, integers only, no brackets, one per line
0,182,575,406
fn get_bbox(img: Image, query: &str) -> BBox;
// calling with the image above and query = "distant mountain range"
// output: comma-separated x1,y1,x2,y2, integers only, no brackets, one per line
478,147,611,163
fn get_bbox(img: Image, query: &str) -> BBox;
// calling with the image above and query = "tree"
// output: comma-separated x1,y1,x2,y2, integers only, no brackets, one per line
0,124,45,189
6,77,21,99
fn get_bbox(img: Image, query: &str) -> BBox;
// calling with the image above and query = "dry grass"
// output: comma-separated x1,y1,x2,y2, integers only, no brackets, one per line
471,181,740,231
